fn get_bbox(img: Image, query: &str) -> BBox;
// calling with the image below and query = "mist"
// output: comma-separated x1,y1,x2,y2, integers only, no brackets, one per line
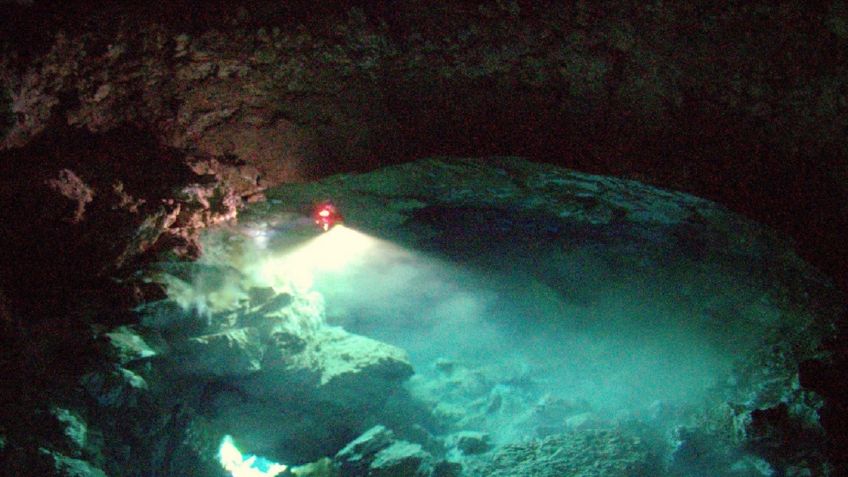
283,226,757,416
164,216,771,454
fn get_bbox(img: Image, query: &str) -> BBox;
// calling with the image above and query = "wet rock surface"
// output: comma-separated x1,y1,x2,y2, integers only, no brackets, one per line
0,157,844,476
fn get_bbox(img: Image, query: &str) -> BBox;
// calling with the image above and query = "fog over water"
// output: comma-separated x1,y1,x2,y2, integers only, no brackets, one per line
237,222,764,416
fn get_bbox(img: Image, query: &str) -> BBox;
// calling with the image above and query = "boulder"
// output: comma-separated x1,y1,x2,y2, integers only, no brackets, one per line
136,299,208,337
245,326,413,409
199,352,411,466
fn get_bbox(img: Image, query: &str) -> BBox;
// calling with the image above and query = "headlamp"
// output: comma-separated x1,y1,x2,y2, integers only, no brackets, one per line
313,201,343,232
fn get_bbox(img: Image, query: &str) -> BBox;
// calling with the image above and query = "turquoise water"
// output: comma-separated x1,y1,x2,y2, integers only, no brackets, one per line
169,212,790,476
310,231,758,434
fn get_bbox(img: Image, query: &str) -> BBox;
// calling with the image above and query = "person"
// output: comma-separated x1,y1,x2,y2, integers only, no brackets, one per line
313,200,343,232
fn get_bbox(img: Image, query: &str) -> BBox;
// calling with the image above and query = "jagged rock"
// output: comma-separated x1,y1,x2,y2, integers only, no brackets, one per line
38,448,108,477
48,408,87,456
744,403,824,472
524,395,591,437
171,327,263,377
112,205,183,270
335,425,395,476
248,288,292,315
247,326,413,409
446,431,491,455
254,289,325,336
143,257,319,335
369,441,432,477
408,360,543,441
44,169,94,224
247,286,277,306
728,456,777,476
335,426,433,477
80,366,148,409
150,261,247,307
100,326,158,364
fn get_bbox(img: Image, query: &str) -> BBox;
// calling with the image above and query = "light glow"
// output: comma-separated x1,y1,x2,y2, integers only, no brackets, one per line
257,225,378,293
218,435,287,477
312,201,343,232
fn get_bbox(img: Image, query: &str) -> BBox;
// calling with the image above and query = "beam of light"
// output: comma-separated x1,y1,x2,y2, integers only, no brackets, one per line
218,435,287,477
256,225,379,293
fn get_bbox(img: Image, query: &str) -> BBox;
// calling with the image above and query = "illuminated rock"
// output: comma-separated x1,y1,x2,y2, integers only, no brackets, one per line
246,325,413,409
100,326,158,364
48,408,87,457
334,425,395,475
368,441,431,477
38,449,108,477
335,426,433,477
173,327,263,377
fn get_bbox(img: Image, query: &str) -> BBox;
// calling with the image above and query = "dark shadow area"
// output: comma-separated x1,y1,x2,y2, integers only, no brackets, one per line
0,125,195,321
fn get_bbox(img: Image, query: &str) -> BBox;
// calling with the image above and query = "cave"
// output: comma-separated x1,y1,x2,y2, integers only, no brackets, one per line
1,2,846,476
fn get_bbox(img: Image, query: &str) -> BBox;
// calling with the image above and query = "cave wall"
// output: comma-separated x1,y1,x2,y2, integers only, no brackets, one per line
1,0,846,293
